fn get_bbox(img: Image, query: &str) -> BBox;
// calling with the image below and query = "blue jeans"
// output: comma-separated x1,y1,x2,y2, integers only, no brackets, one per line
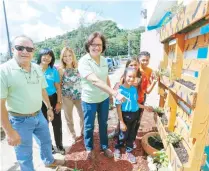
9,111,54,171
81,98,109,151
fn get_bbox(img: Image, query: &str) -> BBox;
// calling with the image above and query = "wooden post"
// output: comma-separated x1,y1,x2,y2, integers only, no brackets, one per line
167,34,185,131
185,66,209,170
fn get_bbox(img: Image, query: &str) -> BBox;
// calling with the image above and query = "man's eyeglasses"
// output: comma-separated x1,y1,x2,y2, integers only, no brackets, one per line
90,44,102,48
15,45,34,52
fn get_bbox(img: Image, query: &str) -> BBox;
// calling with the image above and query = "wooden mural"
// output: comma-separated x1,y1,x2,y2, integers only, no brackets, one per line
157,1,209,170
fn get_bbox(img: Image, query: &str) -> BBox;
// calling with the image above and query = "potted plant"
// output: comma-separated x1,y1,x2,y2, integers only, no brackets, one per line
147,150,170,171
142,132,164,157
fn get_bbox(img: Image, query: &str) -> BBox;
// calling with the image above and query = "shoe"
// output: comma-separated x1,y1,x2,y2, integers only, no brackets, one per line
75,135,83,141
126,152,136,164
103,149,114,158
57,146,65,155
114,149,121,160
52,146,56,154
86,150,95,160
45,159,65,167
133,141,137,149
108,130,118,139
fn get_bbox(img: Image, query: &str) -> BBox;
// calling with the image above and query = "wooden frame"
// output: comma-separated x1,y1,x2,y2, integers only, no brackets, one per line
157,1,209,170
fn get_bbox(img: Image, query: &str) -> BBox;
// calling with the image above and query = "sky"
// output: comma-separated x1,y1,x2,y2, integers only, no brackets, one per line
0,0,147,54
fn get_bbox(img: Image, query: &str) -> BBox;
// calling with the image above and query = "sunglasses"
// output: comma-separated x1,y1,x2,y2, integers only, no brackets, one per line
14,45,34,52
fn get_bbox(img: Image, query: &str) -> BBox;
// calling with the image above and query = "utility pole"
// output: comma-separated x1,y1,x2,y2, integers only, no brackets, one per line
3,0,12,57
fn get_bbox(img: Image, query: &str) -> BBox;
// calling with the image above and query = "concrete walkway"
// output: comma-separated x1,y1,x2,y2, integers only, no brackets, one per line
0,62,159,171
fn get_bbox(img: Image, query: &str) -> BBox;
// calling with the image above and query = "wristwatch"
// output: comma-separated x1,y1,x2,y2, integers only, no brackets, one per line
57,101,62,104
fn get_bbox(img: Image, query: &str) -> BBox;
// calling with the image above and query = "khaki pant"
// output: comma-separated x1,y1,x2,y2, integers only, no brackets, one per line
62,96,84,140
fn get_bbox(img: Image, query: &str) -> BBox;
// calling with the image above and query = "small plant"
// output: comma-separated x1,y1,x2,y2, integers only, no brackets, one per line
153,107,164,117
153,150,169,168
154,68,170,78
166,132,182,147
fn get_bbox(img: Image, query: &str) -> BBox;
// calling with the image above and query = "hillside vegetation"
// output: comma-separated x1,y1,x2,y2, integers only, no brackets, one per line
34,20,145,59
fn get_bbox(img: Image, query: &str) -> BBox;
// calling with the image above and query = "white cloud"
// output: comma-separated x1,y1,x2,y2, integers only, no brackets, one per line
58,7,105,30
6,0,41,22
20,21,65,42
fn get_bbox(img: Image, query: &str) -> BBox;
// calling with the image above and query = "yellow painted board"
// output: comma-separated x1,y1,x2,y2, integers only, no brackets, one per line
169,81,197,109
160,1,209,42
183,58,208,71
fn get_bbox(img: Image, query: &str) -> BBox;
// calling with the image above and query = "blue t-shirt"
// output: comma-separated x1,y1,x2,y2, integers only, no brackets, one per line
115,85,139,112
44,67,60,96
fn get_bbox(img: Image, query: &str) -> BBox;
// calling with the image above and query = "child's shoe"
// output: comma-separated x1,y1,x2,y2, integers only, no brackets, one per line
114,149,121,160
126,152,136,164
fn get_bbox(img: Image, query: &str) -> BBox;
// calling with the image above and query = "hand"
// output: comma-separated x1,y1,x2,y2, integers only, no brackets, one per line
115,92,128,103
7,129,21,146
55,103,62,114
152,73,159,83
145,106,153,112
47,109,54,122
120,122,127,131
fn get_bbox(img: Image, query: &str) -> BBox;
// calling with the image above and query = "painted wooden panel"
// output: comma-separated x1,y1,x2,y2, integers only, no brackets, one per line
160,1,209,42
169,81,197,109
156,116,168,148
184,33,209,51
183,58,207,71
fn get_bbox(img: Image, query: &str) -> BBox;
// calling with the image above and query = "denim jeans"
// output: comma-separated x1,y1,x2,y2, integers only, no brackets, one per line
9,111,54,171
81,98,109,151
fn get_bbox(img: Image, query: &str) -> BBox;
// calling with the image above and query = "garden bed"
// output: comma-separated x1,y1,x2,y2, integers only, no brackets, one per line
169,80,197,109
176,79,196,91
173,141,189,164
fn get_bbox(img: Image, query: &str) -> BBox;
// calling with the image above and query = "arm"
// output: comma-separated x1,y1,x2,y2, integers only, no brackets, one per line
87,73,117,96
78,58,125,102
42,89,54,121
138,103,153,112
116,104,127,131
54,82,62,113
58,68,64,86
107,76,113,106
145,80,157,94
1,99,21,146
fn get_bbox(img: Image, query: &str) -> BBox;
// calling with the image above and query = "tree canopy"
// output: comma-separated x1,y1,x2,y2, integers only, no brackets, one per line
34,20,145,60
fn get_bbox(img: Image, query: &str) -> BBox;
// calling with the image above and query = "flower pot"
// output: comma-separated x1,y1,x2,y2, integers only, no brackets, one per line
142,132,162,157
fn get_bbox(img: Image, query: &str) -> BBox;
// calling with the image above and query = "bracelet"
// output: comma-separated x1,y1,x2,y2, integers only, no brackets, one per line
57,101,62,104
47,106,53,111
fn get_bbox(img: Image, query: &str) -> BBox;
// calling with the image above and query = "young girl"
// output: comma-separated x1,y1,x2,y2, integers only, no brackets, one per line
114,68,151,164
109,58,153,142
58,47,84,144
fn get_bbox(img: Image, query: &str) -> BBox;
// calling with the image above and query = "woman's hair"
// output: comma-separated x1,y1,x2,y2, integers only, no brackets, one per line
85,32,106,53
120,57,142,91
37,48,55,68
60,47,77,69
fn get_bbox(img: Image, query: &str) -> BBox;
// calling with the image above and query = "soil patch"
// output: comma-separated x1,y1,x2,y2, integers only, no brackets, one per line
65,130,149,171
161,114,168,125
148,136,164,151
176,79,196,90
173,141,189,164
